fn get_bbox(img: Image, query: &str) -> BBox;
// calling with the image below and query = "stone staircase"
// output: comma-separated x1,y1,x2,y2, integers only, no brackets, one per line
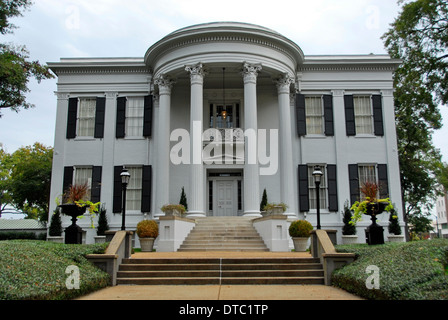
177,217,269,252
116,257,325,285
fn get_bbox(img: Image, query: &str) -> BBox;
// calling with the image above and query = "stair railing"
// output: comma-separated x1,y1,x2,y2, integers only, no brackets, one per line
310,229,355,285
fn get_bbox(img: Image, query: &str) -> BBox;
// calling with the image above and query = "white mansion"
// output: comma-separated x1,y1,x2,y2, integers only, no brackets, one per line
47,22,403,247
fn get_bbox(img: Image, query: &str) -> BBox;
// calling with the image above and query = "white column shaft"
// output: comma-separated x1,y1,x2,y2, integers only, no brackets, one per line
243,63,262,217
186,63,206,217
276,76,296,217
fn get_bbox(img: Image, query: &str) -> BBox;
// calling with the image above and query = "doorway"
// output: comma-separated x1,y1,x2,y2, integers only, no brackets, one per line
208,171,243,216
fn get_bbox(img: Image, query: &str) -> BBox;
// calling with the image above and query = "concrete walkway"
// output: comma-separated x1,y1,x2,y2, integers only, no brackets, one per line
78,251,362,300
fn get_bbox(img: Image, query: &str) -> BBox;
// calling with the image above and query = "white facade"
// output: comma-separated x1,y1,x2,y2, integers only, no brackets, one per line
47,22,404,245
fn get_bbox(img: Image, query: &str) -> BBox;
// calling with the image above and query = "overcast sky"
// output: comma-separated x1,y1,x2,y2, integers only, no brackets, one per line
0,0,447,164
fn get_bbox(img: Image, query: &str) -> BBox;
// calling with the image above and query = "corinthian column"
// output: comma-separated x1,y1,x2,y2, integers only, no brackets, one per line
185,63,206,217
242,62,262,217
275,74,296,217
154,74,174,217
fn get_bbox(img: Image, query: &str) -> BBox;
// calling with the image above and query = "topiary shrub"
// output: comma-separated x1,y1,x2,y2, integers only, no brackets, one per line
388,208,402,235
289,220,313,238
48,207,63,237
136,220,159,238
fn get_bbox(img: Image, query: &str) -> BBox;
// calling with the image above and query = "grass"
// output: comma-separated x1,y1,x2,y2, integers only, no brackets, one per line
0,240,110,300
332,239,448,300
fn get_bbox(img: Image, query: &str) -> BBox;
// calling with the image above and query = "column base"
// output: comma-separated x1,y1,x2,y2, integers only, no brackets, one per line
243,211,262,218
186,211,206,218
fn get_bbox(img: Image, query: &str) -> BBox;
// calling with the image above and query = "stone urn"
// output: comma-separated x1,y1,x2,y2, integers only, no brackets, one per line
139,237,155,252
59,203,87,244
292,237,309,252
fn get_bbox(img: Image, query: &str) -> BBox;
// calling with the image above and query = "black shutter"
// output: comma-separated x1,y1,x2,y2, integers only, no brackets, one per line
372,95,384,136
143,95,153,137
62,166,74,195
91,166,102,203
116,97,126,138
348,164,359,205
296,94,307,136
113,166,123,213
141,165,152,212
66,98,78,139
94,97,106,138
327,164,338,211
298,164,309,212
344,95,356,136
323,95,334,136
377,164,389,199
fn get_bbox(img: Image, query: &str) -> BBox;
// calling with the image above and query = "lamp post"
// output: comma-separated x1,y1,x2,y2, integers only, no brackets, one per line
313,165,323,230
120,167,131,231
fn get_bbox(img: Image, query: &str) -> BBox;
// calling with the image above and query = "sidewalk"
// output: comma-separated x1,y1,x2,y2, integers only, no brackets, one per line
78,251,362,300
77,284,362,300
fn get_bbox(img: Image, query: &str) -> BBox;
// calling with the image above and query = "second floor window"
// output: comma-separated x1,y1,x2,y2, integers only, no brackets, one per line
305,96,324,135
77,98,96,137
353,96,374,135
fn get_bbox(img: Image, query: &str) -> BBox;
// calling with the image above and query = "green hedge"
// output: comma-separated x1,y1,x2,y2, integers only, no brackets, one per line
0,240,110,300
0,231,46,241
332,239,448,300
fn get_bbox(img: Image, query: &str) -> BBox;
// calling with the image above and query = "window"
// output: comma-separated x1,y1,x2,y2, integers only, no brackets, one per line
353,96,374,135
358,165,377,200
305,97,324,135
125,97,145,137
116,96,153,138
307,165,327,210
73,167,93,199
126,166,143,211
77,98,97,137
209,103,240,129
66,97,105,139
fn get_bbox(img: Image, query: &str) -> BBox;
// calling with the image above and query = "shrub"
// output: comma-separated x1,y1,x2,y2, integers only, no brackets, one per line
260,188,268,212
161,204,186,214
136,220,159,238
342,200,356,236
289,220,313,238
179,187,188,211
49,207,63,236
388,208,402,235
0,240,109,300
263,202,288,212
96,205,109,236
332,239,448,300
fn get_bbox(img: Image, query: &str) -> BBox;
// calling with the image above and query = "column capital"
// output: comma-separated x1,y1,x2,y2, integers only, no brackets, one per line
274,74,294,94
242,62,262,84
154,74,175,96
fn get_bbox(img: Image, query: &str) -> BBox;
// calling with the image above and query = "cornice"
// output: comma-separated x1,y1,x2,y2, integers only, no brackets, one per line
299,56,401,72
47,58,150,76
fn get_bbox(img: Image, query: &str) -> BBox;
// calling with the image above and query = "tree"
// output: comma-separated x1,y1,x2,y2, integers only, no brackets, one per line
0,144,12,215
0,0,54,117
382,0,448,235
260,188,268,211
179,187,188,211
48,207,62,237
8,143,53,221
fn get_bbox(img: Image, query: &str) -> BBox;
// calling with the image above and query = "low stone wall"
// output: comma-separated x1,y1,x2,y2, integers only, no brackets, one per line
157,216,196,252
252,215,290,252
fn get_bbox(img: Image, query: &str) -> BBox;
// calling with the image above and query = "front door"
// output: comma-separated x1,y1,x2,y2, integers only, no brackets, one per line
216,180,235,216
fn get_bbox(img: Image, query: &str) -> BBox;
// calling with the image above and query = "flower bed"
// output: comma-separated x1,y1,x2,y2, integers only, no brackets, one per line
0,240,109,300
332,239,448,300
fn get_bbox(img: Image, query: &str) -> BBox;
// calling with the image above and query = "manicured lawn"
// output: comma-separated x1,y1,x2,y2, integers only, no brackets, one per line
0,240,110,300
333,239,448,300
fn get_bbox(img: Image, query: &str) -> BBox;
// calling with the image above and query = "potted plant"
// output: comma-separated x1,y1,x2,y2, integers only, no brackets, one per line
341,200,358,244
263,202,287,216
95,204,109,243
47,207,64,243
136,219,159,252
57,183,101,244
388,208,404,242
289,220,313,252
350,181,394,245
161,204,186,217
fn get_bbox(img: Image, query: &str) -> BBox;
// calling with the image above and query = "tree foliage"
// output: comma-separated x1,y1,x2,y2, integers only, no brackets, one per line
0,0,54,117
0,143,53,221
382,0,448,227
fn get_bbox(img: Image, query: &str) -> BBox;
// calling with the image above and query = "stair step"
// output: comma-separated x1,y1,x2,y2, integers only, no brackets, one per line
116,277,325,285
